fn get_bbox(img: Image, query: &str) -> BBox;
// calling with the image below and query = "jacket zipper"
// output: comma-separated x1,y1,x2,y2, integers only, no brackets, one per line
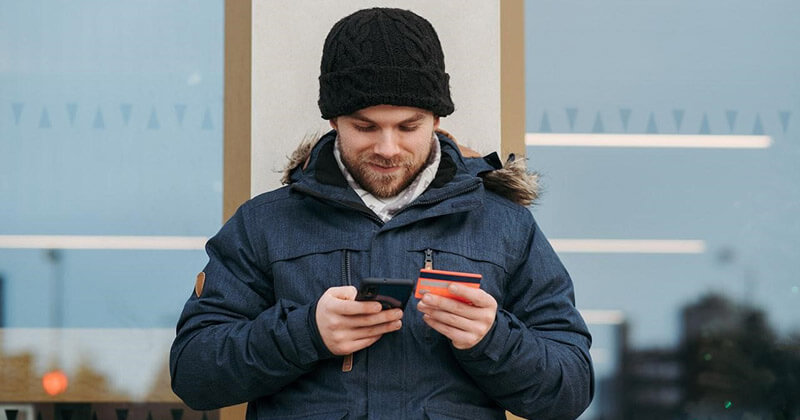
342,250,354,372
424,248,433,270
423,248,434,342
341,250,352,286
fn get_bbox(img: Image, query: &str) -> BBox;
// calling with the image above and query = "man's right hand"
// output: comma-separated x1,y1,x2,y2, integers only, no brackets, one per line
316,286,403,356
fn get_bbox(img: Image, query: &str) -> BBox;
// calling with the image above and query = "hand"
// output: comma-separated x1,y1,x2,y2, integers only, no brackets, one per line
316,286,404,355
417,284,497,350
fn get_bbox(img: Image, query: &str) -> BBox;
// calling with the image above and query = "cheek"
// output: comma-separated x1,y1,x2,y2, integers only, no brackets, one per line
339,131,374,156
405,133,434,157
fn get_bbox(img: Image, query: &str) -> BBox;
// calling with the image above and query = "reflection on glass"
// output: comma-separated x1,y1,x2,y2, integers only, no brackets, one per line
0,404,217,420
1,329,175,401
0,0,222,410
617,293,800,417
574,295,800,418
526,1,800,416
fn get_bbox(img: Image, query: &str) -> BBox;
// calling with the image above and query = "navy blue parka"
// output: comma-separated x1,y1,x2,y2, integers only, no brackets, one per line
170,131,593,419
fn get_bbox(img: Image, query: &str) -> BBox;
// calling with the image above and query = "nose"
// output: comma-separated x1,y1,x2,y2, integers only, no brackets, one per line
372,131,401,158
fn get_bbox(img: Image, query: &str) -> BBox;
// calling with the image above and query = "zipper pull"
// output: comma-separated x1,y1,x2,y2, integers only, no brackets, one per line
424,248,433,270
342,353,353,372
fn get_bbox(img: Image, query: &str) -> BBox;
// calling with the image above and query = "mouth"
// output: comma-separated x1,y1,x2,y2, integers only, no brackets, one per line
367,162,403,174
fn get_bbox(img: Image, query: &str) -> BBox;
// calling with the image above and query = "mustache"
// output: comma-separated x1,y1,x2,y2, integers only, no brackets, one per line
361,155,415,168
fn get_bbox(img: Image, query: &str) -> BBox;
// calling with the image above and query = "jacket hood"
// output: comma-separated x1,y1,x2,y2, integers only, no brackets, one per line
281,130,539,206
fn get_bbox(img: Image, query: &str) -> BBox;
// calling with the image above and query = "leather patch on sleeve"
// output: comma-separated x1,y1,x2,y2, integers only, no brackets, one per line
195,272,206,297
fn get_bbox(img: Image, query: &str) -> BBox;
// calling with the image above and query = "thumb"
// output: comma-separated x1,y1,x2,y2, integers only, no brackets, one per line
325,285,358,301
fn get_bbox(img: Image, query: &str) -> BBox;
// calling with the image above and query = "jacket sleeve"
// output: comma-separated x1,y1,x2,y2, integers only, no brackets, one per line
169,204,333,410
452,219,594,419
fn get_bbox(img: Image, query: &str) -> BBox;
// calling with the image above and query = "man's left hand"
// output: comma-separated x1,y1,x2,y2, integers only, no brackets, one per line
416,284,497,350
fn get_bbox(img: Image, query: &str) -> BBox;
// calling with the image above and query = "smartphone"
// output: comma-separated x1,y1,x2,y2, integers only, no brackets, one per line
356,277,415,310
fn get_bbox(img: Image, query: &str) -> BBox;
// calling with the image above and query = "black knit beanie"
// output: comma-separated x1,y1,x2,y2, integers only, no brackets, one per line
318,8,454,119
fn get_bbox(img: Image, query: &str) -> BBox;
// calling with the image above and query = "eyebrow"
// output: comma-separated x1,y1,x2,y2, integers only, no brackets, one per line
349,112,426,125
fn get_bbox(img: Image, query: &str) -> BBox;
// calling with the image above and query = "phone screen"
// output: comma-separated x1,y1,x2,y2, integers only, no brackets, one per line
356,277,414,309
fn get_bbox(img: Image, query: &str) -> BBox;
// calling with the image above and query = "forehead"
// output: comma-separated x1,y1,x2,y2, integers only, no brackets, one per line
344,105,434,124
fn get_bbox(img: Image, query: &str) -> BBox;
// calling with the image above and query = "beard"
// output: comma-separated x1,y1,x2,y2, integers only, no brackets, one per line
339,136,435,199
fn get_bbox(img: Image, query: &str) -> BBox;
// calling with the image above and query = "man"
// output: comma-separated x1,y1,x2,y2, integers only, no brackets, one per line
170,7,593,419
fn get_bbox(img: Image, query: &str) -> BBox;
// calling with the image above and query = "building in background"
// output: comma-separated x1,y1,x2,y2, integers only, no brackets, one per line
1,1,798,419
616,293,800,419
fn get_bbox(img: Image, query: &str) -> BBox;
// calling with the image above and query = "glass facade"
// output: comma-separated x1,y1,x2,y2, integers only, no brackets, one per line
525,1,800,418
3,1,798,419
0,0,223,412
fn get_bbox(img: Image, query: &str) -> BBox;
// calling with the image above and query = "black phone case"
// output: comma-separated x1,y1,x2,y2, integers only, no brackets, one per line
356,277,415,309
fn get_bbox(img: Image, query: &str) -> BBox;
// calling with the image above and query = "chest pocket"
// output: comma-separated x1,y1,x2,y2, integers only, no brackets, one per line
410,246,509,297
268,239,369,305
406,245,510,344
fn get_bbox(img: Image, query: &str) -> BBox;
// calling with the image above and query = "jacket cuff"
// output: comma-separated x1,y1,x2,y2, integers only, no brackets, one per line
452,310,509,362
307,300,335,360
280,301,335,367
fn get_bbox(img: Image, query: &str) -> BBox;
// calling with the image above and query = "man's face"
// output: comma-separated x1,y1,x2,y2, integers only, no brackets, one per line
331,105,440,199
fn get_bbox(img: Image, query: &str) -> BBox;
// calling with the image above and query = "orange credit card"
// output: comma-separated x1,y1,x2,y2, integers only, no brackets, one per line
415,268,482,304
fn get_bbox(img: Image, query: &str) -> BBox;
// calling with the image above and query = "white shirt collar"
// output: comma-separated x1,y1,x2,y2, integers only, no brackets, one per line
333,133,441,223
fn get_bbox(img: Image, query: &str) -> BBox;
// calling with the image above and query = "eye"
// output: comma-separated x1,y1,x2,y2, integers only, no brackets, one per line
399,125,420,132
354,125,376,132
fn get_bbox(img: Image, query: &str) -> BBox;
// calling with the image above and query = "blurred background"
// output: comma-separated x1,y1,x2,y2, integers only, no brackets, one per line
525,1,799,419
1,1,798,420
1,1,224,418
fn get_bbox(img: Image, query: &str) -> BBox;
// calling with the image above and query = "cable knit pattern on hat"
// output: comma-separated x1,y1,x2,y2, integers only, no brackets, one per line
318,8,454,119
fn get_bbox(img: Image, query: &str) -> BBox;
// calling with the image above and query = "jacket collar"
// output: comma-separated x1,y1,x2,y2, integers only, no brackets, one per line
283,129,540,206
288,130,483,223
306,131,460,189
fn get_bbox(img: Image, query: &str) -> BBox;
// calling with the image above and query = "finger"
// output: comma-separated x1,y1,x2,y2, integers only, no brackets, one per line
418,300,466,319
446,284,496,308
351,336,381,350
325,285,358,300
416,300,432,313
420,306,475,332
422,314,477,348
336,319,402,347
332,336,382,355
355,319,403,339
419,297,492,334
421,292,475,317
332,299,384,315
343,309,404,327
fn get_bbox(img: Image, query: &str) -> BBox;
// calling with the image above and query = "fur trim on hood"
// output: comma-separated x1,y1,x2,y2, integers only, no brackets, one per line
480,154,539,206
281,131,539,206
